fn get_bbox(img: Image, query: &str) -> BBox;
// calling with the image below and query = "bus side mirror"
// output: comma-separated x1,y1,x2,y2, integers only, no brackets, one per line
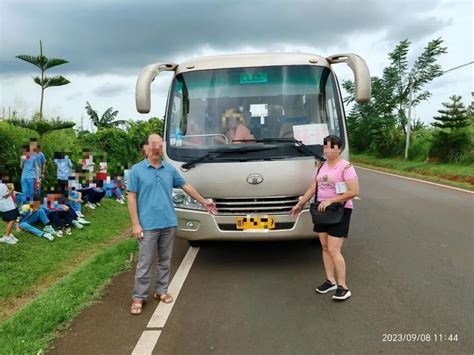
136,63,177,113
327,54,371,104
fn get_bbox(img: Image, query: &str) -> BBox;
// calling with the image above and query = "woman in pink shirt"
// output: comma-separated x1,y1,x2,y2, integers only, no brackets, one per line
290,135,359,301
223,109,255,143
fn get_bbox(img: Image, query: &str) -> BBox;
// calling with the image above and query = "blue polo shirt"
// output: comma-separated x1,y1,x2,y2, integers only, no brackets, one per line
127,159,185,230
21,154,38,179
54,158,72,180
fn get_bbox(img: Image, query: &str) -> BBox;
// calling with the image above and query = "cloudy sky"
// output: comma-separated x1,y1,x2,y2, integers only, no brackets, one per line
1,0,472,131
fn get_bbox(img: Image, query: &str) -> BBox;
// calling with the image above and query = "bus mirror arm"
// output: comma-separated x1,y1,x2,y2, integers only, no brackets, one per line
326,53,371,104
136,63,178,113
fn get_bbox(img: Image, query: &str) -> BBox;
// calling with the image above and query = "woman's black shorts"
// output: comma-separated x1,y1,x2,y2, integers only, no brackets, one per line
313,208,352,238
1,208,20,222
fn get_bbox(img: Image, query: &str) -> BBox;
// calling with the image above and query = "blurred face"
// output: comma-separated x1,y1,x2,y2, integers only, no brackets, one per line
146,135,163,159
32,200,41,210
323,140,341,160
29,141,38,153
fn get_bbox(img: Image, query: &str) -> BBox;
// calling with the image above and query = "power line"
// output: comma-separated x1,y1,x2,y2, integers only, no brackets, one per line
443,61,474,74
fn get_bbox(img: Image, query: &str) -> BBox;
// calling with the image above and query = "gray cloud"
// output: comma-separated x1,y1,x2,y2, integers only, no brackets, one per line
91,82,131,98
386,16,452,42
1,0,447,75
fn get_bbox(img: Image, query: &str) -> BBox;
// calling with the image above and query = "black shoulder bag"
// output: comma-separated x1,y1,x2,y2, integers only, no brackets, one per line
309,162,345,226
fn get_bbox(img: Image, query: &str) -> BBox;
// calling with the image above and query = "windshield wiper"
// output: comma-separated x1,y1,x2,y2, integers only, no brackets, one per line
181,146,277,171
233,138,325,161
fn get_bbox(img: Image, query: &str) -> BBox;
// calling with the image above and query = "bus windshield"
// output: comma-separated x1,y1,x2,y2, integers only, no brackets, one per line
166,65,345,161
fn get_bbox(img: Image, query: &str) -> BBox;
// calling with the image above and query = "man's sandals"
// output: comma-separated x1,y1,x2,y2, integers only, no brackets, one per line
130,294,173,315
154,293,173,303
130,299,143,315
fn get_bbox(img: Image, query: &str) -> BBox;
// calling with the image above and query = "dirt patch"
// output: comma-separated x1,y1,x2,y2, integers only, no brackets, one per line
352,158,474,188
411,169,474,185
0,228,132,324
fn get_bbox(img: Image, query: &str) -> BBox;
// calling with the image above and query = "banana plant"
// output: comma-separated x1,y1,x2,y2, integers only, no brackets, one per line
85,101,129,130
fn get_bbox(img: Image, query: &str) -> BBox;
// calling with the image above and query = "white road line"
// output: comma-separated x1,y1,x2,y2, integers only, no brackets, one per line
147,246,200,328
356,166,474,194
131,246,200,354
132,331,162,355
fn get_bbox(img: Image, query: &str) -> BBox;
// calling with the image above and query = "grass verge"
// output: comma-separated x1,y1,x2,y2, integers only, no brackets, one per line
0,238,137,354
351,154,474,191
0,199,131,322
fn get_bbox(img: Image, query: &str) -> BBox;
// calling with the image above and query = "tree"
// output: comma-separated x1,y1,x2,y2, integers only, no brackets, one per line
429,95,472,162
79,128,140,172
16,40,70,120
343,38,447,157
7,116,75,137
431,95,470,131
85,102,128,130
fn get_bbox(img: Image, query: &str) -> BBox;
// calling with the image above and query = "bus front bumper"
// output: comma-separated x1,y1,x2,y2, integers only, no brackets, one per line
176,209,317,241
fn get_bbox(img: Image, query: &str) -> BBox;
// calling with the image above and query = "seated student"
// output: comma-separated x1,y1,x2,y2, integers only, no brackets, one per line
76,176,106,209
104,175,125,204
222,108,255,143
96,155,108,186
123,168,130,198
43,192,89,236
0,166,19,245
17,198,55,241
67,179,85,217
87,179,106,208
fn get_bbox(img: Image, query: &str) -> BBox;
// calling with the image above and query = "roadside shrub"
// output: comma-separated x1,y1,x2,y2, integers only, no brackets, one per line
429,129,471,163
79,128,141,174
408,130,432,161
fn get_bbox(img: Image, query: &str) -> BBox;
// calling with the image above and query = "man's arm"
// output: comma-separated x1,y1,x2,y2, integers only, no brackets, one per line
127,192,143,239
182,184,218,214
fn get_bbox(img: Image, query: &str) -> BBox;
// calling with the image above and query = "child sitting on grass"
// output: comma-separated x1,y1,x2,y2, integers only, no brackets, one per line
104,175,125,204
17,198,55,241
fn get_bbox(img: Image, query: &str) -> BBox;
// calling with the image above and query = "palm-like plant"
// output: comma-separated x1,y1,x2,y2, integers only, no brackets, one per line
16,40,70,120
7,117,76,137
85,102,129,130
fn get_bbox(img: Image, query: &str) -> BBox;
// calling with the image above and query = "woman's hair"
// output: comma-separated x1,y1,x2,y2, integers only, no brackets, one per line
323,135,343,149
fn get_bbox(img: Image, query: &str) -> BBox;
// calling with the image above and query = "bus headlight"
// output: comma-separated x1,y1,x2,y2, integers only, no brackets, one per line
172,189,207,211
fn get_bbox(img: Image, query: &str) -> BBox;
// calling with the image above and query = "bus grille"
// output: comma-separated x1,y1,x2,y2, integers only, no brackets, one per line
214,196,300,215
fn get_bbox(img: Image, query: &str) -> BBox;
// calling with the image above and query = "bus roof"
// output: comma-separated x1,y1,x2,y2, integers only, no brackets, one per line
176,53,330,74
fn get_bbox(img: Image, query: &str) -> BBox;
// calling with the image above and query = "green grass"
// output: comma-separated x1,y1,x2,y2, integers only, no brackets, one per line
351,153,474,190
0,199,131,321
0,238,137,355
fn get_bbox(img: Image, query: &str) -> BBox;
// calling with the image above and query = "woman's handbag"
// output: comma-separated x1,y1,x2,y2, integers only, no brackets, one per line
310,161,345,225
310,201,344,225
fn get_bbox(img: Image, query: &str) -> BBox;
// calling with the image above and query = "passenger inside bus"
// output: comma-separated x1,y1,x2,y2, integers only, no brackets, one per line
222,108,255,143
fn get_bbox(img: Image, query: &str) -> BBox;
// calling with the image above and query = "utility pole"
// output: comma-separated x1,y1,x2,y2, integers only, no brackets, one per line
404,81,414,160
404,61,474,160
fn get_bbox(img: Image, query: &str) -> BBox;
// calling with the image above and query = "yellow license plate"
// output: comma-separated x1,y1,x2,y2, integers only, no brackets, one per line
236,216,275,230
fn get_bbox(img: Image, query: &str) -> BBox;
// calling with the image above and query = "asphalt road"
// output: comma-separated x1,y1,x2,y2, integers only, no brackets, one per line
48,168,474,354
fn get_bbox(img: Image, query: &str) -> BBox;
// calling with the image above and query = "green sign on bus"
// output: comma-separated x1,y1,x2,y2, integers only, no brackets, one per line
240,72,268,84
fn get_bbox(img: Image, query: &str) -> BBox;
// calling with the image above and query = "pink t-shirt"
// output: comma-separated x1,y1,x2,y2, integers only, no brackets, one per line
314,159,358,209
226,123,255,143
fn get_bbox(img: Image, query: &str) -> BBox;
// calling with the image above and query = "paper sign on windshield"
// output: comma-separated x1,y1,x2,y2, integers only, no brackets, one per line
292,124,329,145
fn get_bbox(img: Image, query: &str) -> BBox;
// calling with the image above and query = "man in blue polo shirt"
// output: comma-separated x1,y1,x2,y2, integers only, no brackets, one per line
127,134,217,315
